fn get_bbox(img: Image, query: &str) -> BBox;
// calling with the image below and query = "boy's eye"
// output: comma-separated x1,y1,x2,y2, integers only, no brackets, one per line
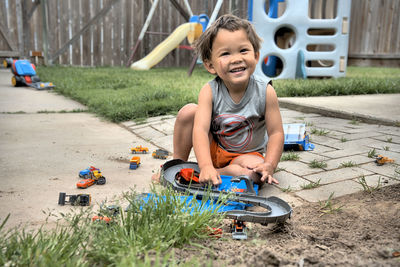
240,49,249,53
220,52,229,57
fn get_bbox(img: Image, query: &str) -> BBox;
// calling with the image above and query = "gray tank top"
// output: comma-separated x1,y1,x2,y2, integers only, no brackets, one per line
209,75,271,154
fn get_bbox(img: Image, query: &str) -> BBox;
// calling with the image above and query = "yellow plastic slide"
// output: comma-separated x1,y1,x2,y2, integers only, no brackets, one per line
130,22,202,70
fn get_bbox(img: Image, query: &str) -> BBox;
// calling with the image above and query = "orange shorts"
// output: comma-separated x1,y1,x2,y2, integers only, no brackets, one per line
210,139,264,169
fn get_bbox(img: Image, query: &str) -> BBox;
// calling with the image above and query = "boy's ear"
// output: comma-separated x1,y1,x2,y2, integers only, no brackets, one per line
203,60,217,75
255,51,260,62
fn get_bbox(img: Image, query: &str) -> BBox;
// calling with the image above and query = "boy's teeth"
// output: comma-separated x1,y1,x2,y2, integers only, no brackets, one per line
231,68,245,72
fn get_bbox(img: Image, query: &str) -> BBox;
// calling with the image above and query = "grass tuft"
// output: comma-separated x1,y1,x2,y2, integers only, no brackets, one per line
280,152,300,161
308,160,327,169
367,148,377,158
301,179,321,189
340,161,357,168
311,128,329,136
318,193,344,216
356,175,381,193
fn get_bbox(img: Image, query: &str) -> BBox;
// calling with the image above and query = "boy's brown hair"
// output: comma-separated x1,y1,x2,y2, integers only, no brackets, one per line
194,14,262,62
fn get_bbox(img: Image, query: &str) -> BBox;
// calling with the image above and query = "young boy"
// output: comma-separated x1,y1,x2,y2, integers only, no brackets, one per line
173,14,284,186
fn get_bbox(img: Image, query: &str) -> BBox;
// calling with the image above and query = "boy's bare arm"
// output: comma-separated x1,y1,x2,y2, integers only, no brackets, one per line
193,84,221,185
252,84,284,184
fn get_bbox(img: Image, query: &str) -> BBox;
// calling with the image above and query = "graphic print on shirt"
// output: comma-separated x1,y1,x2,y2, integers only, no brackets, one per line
212,114,254,152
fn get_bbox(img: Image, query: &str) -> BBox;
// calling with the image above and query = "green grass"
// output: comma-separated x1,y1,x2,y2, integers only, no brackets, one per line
280,151,300,161
310,128,330,136
340,161,357,168
368,148,377,158
301,179,321,189
308,160,327,169
0,187,226,266
318,192,344,216
36,66,400,122
356,175,381,194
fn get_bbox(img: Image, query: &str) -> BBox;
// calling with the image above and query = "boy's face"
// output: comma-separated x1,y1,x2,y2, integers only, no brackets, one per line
204,28,259,90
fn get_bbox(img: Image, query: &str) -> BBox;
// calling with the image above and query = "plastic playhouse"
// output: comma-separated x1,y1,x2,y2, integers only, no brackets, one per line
249,0,351,79
4,58,54,89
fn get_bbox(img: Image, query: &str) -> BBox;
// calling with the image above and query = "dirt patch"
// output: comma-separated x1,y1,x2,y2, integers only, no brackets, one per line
174,184,400,266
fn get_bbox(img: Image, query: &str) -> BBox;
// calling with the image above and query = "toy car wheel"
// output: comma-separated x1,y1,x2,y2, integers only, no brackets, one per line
97,177,106,185
11,76,23,87
58,192,66,205
31,75,41,83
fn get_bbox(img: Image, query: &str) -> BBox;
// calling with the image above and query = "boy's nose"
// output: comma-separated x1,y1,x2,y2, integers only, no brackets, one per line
231,53,243,64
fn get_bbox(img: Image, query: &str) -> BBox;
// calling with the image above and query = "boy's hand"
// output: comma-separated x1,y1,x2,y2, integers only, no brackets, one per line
199,165,221,185
248,162,279,184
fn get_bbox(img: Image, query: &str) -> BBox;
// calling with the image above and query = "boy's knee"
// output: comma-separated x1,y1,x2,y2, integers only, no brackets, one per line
176,103,197,124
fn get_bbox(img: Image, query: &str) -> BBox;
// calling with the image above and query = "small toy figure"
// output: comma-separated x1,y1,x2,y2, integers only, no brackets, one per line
231,220,247,240
131,145,149,154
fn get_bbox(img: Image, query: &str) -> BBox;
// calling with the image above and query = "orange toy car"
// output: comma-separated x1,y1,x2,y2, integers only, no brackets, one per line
375,155,395,166
77,178,96,189
77,167,106,189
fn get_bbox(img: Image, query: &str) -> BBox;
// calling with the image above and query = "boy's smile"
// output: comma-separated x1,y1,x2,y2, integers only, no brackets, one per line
204,29,259,92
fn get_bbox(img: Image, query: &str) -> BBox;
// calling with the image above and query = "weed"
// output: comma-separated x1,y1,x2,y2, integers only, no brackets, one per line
356,175,381,193
281,152,300,161
386,137,393,143
301,179,321,189
367,148,377,158
281,186,292,192
340,137,348,142
340,161,357,168
305,121,315,127
311,128,329,136
295,116,305,121
308,160,327,169
383,146,390,151
318,192,344,216
348,118,360,125
1,111,26,114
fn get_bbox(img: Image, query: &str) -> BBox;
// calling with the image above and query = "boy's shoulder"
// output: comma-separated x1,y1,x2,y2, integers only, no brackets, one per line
251,74,272,87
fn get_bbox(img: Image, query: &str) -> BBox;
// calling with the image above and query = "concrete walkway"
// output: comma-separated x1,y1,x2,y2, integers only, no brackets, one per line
0,68,399,228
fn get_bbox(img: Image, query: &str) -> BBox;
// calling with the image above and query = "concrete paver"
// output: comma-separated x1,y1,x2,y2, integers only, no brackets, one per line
295,180,362,202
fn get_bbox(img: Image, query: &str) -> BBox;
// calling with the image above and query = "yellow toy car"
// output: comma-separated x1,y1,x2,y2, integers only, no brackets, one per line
131,145,149,154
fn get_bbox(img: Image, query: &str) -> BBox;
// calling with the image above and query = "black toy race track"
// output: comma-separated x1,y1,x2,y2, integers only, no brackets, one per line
161,159,292,225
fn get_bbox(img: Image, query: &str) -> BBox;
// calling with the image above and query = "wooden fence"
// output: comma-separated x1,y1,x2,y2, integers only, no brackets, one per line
0,0,399,68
